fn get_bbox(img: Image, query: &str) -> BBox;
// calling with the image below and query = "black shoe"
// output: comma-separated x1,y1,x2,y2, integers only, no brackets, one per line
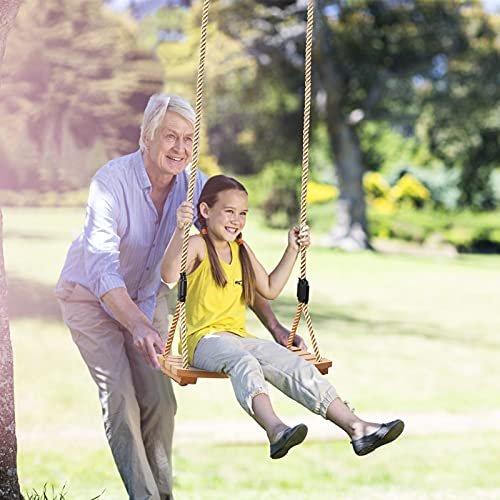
351,419,405,456
270,424,308,459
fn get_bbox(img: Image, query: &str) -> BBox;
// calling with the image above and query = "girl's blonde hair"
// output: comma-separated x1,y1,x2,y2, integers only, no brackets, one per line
197,175,256,305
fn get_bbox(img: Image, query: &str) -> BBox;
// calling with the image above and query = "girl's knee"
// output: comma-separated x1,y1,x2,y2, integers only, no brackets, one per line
229,351,263,379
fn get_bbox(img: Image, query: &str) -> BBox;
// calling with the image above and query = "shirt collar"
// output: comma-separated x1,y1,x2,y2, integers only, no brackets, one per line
133,150,152,191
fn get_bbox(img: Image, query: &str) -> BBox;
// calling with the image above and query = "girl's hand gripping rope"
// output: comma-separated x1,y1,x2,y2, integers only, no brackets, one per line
176,201,194,230
288,225,311,252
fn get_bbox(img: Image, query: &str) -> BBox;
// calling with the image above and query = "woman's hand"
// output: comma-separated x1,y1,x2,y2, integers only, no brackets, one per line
288,225,311,252
176,201,194,230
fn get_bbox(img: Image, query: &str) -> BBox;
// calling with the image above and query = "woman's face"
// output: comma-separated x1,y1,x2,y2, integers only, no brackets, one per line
143,111,194,179
201,189,249,243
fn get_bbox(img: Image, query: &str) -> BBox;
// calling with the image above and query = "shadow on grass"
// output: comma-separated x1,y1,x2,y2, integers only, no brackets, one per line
7,274,61,320
273,296,500,350
7,274,498,351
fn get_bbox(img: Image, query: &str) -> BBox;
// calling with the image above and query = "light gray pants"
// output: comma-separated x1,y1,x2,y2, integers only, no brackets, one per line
56,281,176,500
193,334,337,418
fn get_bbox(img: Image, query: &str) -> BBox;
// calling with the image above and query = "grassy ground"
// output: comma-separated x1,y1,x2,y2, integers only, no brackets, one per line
4,207,500,499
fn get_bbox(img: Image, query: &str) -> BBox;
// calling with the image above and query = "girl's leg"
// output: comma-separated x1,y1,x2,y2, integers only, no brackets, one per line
243,338,403,449
192,334,293,443
325,397,380,440
251,393,288,443
242,338,337,417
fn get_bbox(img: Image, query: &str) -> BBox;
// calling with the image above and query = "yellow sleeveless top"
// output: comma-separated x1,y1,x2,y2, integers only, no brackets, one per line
182,239,254,364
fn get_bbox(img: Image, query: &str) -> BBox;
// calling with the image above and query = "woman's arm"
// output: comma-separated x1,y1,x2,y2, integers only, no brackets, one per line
245,225,310,300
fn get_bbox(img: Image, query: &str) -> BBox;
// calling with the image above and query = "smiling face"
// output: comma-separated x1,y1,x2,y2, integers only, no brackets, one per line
200,189,249,244
142,110,194,183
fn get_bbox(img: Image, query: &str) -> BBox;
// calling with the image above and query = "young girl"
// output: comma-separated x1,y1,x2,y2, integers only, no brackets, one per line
162,175,404,459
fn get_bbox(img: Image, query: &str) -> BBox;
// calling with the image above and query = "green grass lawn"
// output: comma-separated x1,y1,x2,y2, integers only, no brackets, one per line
4,207,500,499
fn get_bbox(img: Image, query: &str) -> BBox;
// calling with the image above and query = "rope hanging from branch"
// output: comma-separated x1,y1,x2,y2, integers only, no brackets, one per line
286,0,322,363
163,0,211,369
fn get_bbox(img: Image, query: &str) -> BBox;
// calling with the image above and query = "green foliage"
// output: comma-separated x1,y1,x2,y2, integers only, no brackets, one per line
205,0,500,215
414,4,500,209
260,161,302,228
359,121,419,173
0,0,162,191
24,484,68,500
369,206,500,253
24,483,103,500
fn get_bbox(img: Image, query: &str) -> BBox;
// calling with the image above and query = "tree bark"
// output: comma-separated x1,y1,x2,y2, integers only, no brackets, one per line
0,1,24,498
316,1,370,250
0,0,21,67
326,119,370,250
0,210,22,498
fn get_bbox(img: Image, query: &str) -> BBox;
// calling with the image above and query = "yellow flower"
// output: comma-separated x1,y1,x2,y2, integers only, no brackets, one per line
306,181,338,204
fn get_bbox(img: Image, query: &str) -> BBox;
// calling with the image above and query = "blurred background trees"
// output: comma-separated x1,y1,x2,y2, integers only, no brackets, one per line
0,0,499,251
210,0,499,248
0,0,162,192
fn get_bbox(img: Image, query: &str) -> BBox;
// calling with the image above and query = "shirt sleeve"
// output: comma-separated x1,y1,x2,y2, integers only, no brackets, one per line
82,176,126,298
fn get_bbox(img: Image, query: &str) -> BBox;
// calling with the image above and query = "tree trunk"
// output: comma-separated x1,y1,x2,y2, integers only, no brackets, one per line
0,1,24,498
326,119,370,250
0,0,21,67
316,1,370,250
0,210,22,499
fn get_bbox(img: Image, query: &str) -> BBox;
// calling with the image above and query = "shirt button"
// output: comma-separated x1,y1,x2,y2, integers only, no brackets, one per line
146,266,150,271
152,243,156,248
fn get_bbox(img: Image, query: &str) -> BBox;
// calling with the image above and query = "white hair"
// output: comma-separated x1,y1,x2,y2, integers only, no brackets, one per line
139,94,196,152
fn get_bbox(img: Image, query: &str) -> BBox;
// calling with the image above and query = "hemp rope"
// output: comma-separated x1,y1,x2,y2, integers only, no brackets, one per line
286,0,322,363
163,0,211,368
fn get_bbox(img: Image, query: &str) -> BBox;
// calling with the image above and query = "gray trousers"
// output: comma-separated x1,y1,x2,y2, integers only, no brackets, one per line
56,281,176,500
193,334,337,418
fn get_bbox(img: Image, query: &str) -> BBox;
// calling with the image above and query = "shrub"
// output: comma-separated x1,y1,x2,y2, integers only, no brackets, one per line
306,181,338,205
368,206,500,253
390,173,431,208
363,172,391,199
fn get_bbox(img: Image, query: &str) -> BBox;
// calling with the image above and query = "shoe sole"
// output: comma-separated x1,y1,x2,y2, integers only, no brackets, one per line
271,424,308,459
357,419,405,456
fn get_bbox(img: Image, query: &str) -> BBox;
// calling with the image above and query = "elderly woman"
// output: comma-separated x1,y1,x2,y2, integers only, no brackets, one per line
55,94,304,500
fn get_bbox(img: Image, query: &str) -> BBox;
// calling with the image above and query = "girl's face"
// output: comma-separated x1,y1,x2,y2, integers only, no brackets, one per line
201,189,248,243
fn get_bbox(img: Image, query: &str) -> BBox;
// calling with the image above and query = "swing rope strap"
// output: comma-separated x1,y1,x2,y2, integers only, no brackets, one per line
163,0,211,368
286,0,322,362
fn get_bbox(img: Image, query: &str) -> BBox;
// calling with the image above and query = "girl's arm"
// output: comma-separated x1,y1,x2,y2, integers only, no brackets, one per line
244,225,310,300
161,201,203,283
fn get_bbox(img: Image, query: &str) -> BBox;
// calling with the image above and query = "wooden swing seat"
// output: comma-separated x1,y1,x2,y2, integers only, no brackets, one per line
158,348,332,386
